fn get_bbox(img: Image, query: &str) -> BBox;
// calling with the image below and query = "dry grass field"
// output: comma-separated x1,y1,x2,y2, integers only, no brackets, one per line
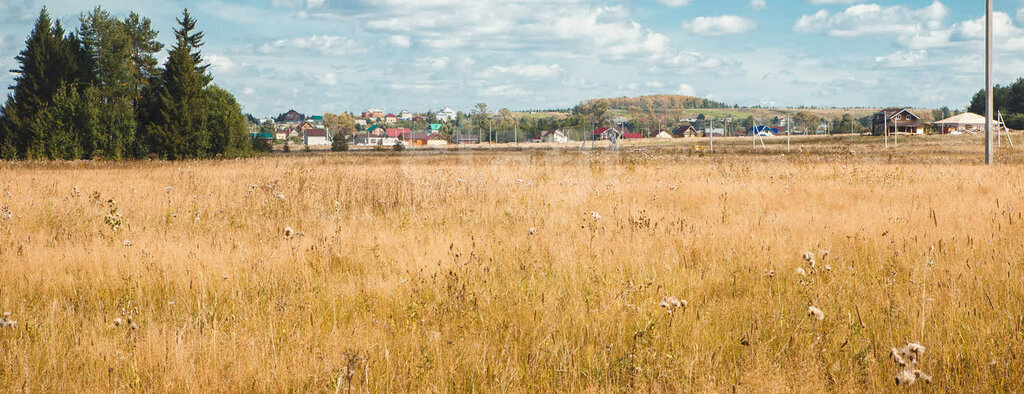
1,135,1023,391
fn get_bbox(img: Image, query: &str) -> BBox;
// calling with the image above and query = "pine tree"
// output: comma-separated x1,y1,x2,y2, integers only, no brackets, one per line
149,9,212,159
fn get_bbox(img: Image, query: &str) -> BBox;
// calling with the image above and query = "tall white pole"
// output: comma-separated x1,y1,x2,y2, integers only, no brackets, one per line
985,0,994,164
884,112,889,149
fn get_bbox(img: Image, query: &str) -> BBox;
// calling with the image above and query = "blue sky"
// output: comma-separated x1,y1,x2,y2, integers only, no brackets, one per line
1,0,1023,116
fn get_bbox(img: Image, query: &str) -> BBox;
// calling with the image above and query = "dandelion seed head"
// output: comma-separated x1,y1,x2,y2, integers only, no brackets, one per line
808,306,824,321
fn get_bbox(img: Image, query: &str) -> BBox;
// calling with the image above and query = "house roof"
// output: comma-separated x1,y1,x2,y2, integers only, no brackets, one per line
306,129,327,137
385,113,398,118
878,108,921,121
935,112,997,125
623,133,643,139
593,127,621,135
540,130,564,137
385,128,411,138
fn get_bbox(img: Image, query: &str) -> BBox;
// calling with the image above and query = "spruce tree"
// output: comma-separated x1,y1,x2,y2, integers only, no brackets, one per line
0,8,86,158
149,9,211,159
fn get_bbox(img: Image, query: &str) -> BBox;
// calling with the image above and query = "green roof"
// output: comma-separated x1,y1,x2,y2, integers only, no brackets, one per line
310,115,324,120
429,124,442,131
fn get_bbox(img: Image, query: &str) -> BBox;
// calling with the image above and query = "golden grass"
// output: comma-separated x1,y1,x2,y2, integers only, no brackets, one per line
1,136,1023,391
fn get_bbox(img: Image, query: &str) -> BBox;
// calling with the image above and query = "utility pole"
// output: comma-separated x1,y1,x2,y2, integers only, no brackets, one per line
985,0,994,164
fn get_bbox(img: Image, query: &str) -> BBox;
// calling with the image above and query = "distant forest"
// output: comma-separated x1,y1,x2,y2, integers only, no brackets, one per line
584,95,731,111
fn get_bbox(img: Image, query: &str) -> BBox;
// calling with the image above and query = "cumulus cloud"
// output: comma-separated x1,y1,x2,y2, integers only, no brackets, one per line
207,54,235,74
793,1,948,37
751,0,767,10
419,56,450,70
677,83,696,96
685,15,756,36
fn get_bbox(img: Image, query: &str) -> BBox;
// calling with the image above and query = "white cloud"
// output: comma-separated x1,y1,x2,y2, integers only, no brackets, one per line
1018,8,1024,22
388,35,411,48
207,54,235,74
807,0,861,4
480,85,529,97
259,35,364,55
419,56,450,70
685,15,756,36
751,0,767,10
874,50,929,68
794,1,948,37
484,64,563,78
656,0,692,6
677,83,696,96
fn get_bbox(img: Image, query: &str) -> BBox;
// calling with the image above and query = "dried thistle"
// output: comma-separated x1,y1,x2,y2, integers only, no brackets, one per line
807,305,824,321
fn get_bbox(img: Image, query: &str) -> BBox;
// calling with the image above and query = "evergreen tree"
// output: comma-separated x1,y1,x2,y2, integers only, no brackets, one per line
0,8,86,159
148,9,212,159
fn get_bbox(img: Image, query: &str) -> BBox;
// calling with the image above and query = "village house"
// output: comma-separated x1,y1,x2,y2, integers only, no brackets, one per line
673,125,698,137
933,112,996,134
438,106,458,122
426,134,448,146
281,109,303,124
399,110,413,121
303,126,331,146
540,130,569,143
591,127,624,140
362,109,384,120
384,113,399,124
652,130,674,139
872,108,926,135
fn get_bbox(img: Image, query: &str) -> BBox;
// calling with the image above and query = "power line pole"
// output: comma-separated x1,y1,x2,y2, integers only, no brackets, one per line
985,0,994,164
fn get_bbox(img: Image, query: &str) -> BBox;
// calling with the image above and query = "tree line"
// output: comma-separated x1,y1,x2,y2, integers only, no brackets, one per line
0,7,252,160
969,78,1024,130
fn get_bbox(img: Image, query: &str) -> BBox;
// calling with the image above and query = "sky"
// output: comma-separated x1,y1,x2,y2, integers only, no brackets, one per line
1,0,1023,117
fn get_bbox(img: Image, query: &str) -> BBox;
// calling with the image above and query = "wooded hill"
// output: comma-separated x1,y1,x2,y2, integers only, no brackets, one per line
583,95,730,111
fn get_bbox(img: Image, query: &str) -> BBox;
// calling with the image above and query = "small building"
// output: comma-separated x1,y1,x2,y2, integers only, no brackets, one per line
304,126,331,146
397,132,434,146
438,106,458,122
933,112,996,134
592,127,624,140
281,109,303,123
352,133,398,146
540,130,569,143
673,125,698,137
384,114,399,124
652,130,674,139
362,109,384,119
622,132,643,139
399,110,413,121
354,119,368,127
426,134,448,146
872,108,926,135
308,115,324,124
454,134,480,144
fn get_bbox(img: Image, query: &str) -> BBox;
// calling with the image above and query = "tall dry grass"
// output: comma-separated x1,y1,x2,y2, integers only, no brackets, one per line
0,141,1022,391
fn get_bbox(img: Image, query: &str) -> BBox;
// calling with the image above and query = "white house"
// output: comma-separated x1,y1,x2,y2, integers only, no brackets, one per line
438,106,458,122
652,130,673,139
399,110,413,121
934,112,996,134
540,130,569,143
303,126,331,146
